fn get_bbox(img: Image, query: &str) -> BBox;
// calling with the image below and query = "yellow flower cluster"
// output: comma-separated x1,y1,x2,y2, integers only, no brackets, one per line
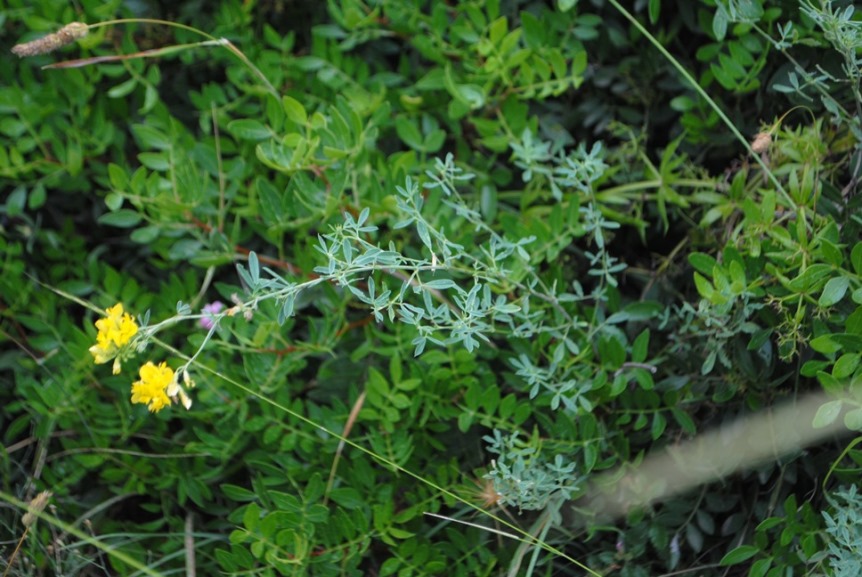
90,303,194,414
131,361,174,413
89,303,138,373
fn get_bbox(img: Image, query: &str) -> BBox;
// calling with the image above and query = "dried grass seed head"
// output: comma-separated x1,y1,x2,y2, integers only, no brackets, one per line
12,22,89,58
751,132,772,154
22,490,53,528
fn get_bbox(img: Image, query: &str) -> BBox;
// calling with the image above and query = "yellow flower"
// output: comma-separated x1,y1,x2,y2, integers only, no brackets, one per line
131,361,174,413
95,303,138,348
89,303,138,372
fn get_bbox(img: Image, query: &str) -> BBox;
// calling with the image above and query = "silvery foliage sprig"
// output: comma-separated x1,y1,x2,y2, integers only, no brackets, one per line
311,152,617,357
483,430,580,512
408,154,625,417
509,129,623,288
316,189,522,355
236,151,618,411
506,132,632,408
509,128,608,200
228,158,530,355
823,485,862,577
240,153,539,357
511,345,594,414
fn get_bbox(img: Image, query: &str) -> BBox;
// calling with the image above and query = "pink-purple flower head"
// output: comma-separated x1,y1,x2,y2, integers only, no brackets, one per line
200,301,224,330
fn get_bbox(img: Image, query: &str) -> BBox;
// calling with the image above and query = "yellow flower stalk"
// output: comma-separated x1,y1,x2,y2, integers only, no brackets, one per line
89,303,138,373
131,361,174,413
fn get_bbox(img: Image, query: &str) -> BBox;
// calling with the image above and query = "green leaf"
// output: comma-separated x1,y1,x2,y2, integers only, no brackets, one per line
131,124,171,150
686,523,703,552
520,11,544,47
632,329,650,362
242,502,262,531
719,545,758,566
844,408,862,430
130,226,160,243
395,117,423,150
283,95,308,125
583,442,597,472
819,276,849,307
105,192,124,211
488,16,508,45
107,78,138,98
190,252,233,268
366,367,390,407
257,177,285,225
5,186,25,217
748,557,772,577
108,163,129,189
141,83,159,114
457,412,473,432
788,264,832,293
390,393,411,409
480,185,498,221
98,209,142,228
606,301,662,324
648,0,661,24
847,306,862,335
711,63,735,89
851,242,862,275
387,527,414,539
424,129,445,152
221,484,258,501
28,184,46,210
693,272,715,299
137,152,170,171
812,400,842,429
670,95,695,112
394,378,421,391
329,487,364,509
169,239,203,260
747,328,772,351
228,119,271,141
718,52,746,79
672,407,696,434
810,334,842,354
817,370,842,393
423,279,457,290
755,517,784,532
248,251,260,285
651,411,667,440
729,260,746,292
832,353,860,379
444,65,485,109
713,7,729,41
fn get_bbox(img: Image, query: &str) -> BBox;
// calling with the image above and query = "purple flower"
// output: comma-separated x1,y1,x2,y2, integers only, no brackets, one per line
199,301,224,330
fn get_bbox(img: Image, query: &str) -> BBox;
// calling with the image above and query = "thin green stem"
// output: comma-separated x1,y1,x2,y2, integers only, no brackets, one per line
85,18,279,99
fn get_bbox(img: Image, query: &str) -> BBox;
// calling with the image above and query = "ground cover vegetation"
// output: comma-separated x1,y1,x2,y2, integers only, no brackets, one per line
3,0,862,575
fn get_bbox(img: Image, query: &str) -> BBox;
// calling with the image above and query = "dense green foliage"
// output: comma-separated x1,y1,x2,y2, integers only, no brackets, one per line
3,0,862,575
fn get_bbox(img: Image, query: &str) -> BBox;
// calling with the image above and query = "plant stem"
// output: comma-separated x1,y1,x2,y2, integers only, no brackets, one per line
83,18,279,99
